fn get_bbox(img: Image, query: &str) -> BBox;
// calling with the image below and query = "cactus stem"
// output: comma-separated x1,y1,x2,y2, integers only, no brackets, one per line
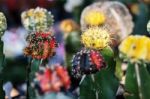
135,63,142,99
96,91,99,99
26,57,33,98
91,74,99,99
91,74,95,82
79,75,86,85
0,40,5,98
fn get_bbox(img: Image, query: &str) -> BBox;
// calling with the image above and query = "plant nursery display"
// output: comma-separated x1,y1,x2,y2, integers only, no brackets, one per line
0,0,150,99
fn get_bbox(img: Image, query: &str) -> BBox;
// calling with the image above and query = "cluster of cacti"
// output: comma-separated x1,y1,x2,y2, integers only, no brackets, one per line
0,1,150,99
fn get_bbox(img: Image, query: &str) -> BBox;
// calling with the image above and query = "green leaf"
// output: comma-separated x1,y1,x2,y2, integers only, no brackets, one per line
125,63,150,99
80,48,119,99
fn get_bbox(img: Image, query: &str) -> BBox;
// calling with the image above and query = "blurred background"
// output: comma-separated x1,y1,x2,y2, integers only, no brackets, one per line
0,0,150,98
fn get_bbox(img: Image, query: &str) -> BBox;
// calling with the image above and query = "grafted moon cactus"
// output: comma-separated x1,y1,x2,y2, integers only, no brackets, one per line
80,1,134,45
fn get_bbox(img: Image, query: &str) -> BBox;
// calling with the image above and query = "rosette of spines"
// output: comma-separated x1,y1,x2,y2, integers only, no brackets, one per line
0,12,7,37
72,48,106,78
21,7,58,59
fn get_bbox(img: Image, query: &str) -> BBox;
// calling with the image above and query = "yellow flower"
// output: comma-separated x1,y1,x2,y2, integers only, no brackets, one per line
146,39,150,61
84,10,105,26
27,9,34,17
119,35,150,62
34,11,46,20
130,4,140,15
60,19,78,33
81,27,110,50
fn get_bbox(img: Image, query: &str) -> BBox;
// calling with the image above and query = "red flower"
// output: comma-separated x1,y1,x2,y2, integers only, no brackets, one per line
36,68,52,92
55,65,71,89
35,65,71,93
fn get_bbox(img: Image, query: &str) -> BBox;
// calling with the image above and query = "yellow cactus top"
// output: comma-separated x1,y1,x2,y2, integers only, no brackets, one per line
84,10,105,26
119,35,150,62
81,27,110,50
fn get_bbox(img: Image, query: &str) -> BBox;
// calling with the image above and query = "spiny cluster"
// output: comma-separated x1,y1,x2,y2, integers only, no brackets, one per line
81,27,110,50
24,32,58,59
21,7,58,59
72,48,106,78
72,26,109,77
21,7,54,32
80,1,134,45
0,12,7,37
35,65,71,93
